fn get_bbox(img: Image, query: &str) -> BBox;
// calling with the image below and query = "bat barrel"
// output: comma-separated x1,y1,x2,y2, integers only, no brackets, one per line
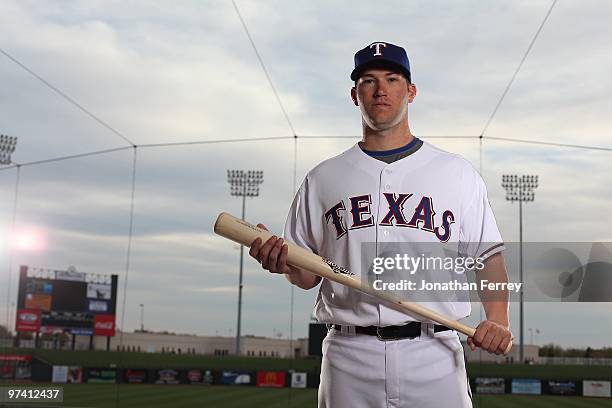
214,212,272,246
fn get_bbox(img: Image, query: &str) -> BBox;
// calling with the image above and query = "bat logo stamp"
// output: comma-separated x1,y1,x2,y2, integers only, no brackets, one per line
322,258,355,276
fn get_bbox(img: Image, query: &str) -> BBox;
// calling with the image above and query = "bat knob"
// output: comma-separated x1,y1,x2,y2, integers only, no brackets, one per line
503,340,513,356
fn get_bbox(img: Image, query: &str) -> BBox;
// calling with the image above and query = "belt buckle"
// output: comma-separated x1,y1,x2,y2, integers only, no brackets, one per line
376,326,399,341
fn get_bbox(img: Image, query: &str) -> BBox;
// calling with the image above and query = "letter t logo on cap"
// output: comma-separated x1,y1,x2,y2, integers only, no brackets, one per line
370,42,387,56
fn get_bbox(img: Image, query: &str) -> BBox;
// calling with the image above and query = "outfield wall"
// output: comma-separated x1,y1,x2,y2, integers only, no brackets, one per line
1,355,611,399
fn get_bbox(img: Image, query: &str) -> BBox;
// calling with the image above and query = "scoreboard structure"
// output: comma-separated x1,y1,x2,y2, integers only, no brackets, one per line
15,266,118,339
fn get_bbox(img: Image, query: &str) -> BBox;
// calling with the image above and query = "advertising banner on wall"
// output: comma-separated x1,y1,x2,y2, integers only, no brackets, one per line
291,372,307,389
544,380,577,396
0,355,32,363
0,355,32,381
155,369,180,384
186,369,214,385
15,364,32,380
221,371,254,385
475,378,505,394
0,365,13,380
67,367,82,384
583,381,611,398
16,309,41,332
125,369,148,383
87,368,116,384
93,314,115,336
256,371,286,388
52,366,68,383
511,379,542,395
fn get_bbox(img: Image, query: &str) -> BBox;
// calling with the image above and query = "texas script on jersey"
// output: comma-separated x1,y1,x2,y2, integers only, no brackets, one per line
324,193,455,242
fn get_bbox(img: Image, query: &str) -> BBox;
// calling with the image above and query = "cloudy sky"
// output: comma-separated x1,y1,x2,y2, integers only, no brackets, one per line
1,0,611,349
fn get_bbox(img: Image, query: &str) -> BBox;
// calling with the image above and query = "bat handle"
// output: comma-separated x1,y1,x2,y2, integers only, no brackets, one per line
461,324,513,355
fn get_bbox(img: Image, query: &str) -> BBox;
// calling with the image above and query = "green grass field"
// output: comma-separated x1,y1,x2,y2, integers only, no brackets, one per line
1,384,611,407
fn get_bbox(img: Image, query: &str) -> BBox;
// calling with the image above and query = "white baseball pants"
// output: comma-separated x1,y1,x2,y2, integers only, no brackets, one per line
318,327,472,408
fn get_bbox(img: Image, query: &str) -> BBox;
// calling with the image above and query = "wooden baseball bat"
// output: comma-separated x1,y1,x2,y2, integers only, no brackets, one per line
214,212,512,355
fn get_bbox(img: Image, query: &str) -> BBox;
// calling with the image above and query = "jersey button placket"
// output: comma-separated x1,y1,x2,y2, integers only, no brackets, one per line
381,170,391,241
383,167,391,190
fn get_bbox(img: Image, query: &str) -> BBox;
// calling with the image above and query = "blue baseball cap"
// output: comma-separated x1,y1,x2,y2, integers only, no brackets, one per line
351,41,411,82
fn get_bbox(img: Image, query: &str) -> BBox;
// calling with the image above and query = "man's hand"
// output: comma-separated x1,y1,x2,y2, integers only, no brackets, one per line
248,224,291,274
467,320,513,355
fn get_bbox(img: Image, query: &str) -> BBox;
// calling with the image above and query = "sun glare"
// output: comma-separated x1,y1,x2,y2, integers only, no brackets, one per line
12,227,46,251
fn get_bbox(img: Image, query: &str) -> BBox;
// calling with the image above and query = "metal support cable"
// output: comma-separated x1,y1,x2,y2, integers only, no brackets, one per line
486,136,612,152
0,146,133,171
0,48,136,147
115,146,137,407
298,135,482,139
290,140,298,341
231,0,297,137
479,136,483,175
138,136,293,148
480,0,558,136
3,166,20,342
0,137,293,172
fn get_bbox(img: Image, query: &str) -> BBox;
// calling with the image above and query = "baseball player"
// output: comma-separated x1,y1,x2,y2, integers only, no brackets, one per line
250,41,512,408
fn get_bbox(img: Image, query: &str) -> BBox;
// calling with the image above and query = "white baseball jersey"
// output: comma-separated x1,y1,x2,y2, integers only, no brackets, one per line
283,141,503,327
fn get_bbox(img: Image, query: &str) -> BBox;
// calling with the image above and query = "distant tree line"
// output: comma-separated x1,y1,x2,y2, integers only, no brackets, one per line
539,343,612,358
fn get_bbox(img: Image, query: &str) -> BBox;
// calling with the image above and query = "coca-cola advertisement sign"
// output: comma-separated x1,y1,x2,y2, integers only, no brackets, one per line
93,314,115,336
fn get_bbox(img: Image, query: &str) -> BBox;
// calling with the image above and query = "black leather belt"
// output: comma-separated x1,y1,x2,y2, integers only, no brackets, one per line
330,322,451,340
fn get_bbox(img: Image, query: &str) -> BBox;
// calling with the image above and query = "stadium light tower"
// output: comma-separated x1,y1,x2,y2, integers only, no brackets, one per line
0,134,18,165
502,174,538,363
227,170,264,356
528,327,540,345
139,304,144,332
